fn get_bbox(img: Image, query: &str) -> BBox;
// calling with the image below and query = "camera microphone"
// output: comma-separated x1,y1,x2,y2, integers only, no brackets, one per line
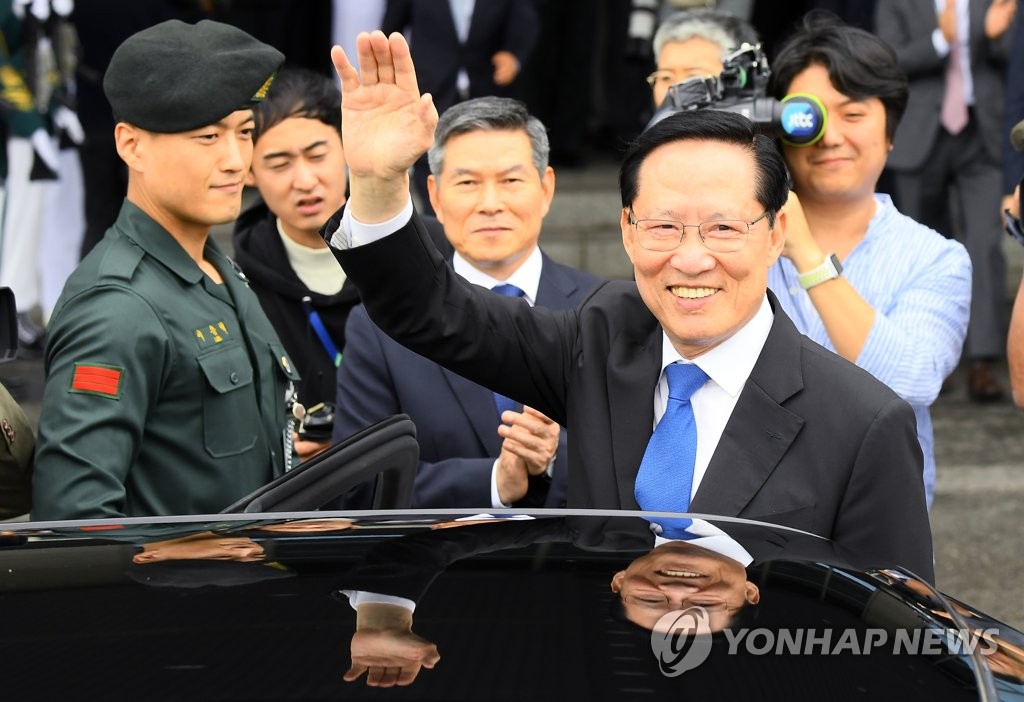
779,93,827,147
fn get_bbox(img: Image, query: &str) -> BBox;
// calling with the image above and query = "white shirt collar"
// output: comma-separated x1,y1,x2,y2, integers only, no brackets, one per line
658,295,774,398
453,246,543,305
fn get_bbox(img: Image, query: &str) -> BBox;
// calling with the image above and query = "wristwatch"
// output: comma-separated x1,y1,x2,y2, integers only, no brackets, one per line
797,253,843,290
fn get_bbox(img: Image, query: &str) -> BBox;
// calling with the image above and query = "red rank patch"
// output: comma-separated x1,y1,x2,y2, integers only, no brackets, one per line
70,364,123,399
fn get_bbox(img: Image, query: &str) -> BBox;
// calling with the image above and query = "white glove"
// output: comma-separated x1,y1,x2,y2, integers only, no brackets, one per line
52,105,84,145
30,127,59,173
52,0,73,17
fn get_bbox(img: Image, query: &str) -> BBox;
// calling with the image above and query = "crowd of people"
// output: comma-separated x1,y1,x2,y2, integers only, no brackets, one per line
2,2,1023,592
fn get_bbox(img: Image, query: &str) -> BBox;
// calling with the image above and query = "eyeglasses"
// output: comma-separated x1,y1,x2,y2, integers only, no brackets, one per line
627,208,771,253
645,69,706,88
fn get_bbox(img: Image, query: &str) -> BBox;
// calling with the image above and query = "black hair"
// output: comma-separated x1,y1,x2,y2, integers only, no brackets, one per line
619,109,789,225
252,68,341,143
768,10,908,140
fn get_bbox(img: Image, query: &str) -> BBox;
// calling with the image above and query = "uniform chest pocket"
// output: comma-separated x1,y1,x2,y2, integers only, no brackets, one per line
197,344,259,457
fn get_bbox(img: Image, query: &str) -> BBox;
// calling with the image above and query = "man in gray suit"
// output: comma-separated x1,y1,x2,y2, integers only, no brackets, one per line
875,0,1017,402
325,31,934,580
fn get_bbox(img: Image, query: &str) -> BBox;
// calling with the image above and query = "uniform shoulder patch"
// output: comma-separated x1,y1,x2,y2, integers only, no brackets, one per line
70,363,124,399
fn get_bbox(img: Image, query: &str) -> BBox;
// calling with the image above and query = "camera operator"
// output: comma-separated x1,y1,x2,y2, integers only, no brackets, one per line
765,13,971,509
645,8,758,111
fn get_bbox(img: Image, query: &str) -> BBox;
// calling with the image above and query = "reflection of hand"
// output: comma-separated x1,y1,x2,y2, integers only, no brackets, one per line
985,0,1016,40
496,406,559,504
345,604,440,687
293,432,330,461
491,50,519,86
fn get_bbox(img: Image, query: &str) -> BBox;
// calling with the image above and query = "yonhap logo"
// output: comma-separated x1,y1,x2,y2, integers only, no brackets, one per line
650,606,714,676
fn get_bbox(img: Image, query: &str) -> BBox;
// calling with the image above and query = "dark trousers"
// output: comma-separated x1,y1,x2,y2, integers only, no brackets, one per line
891,119,1005,360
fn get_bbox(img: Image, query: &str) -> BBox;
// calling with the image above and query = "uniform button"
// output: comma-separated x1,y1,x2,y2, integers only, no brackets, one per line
229,371,240,384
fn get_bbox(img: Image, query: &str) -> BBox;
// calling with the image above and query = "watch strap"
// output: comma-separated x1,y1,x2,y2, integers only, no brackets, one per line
797,253,843,290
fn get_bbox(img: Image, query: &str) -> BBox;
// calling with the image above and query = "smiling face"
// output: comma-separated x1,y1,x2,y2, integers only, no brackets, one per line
247,116,348,247
428,128,554,280
122,109,256,239
610,540,760,632
782,63,890,207
621,139,785,359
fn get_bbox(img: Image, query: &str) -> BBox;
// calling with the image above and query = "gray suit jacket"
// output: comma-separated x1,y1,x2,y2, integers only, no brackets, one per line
876,0,1015,170
331,212,935,581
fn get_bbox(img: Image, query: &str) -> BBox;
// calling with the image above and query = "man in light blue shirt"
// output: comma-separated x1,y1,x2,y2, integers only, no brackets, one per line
766,15,971,507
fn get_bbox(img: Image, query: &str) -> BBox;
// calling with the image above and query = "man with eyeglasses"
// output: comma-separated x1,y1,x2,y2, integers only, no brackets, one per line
325,31,934,581
646,8,759,111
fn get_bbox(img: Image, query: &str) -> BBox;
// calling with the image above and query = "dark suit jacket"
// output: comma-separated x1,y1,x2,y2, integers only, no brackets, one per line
330,213,934,581
333,251,600,508
876,0,1015,170
382,0,539,112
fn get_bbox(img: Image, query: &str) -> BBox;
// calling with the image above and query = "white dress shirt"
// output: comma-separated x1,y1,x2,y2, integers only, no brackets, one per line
653,297,774,503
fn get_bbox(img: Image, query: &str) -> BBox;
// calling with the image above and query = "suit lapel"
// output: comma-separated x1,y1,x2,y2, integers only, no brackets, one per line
690,296,806,516
607,326,662,509
535,254,579,308
441,368,503,455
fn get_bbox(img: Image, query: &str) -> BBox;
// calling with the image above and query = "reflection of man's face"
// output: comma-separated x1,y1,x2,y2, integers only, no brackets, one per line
610,540,759,632
133,533,266,564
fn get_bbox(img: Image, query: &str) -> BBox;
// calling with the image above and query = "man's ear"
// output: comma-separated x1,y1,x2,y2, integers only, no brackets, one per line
620,208,637,264
610,570,626,593
244,167,258,187
427,174,443,223
114,123,144,171
745,582,761,605
132,549,159,564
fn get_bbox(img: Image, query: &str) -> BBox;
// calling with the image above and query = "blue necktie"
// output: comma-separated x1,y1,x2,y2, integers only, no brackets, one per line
491,284,525,417
635,363,709,536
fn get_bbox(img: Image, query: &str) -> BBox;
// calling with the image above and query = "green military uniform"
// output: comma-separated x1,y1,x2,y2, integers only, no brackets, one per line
0,380,33,519
32,202,299,519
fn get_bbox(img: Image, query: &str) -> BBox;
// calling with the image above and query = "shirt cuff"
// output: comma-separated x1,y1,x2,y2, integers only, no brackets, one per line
490,459,510,509
329,195,414,249
340,589,416,613
932,28,951,57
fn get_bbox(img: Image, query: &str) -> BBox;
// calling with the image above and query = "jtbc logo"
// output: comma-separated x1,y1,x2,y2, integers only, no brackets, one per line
786,110,816,131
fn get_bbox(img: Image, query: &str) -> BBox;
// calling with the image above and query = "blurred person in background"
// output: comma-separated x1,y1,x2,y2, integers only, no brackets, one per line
232,68,353,460
380,0,539,216
875,0,1017,403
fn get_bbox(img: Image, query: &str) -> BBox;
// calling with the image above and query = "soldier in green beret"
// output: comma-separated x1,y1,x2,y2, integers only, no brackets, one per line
32,20,299,519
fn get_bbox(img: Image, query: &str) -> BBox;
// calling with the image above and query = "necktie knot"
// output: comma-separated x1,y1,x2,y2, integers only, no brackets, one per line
665,362,709,403
492,283,525,298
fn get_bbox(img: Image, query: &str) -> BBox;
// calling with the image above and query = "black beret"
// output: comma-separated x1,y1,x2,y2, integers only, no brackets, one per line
103,19,284,133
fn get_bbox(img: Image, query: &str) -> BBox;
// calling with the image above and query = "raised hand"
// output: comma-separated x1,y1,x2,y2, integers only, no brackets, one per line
331,31,438,222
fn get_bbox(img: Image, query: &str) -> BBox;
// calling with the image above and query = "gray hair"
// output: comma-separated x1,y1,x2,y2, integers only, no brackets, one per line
426,96,550,177
652,8,757,60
